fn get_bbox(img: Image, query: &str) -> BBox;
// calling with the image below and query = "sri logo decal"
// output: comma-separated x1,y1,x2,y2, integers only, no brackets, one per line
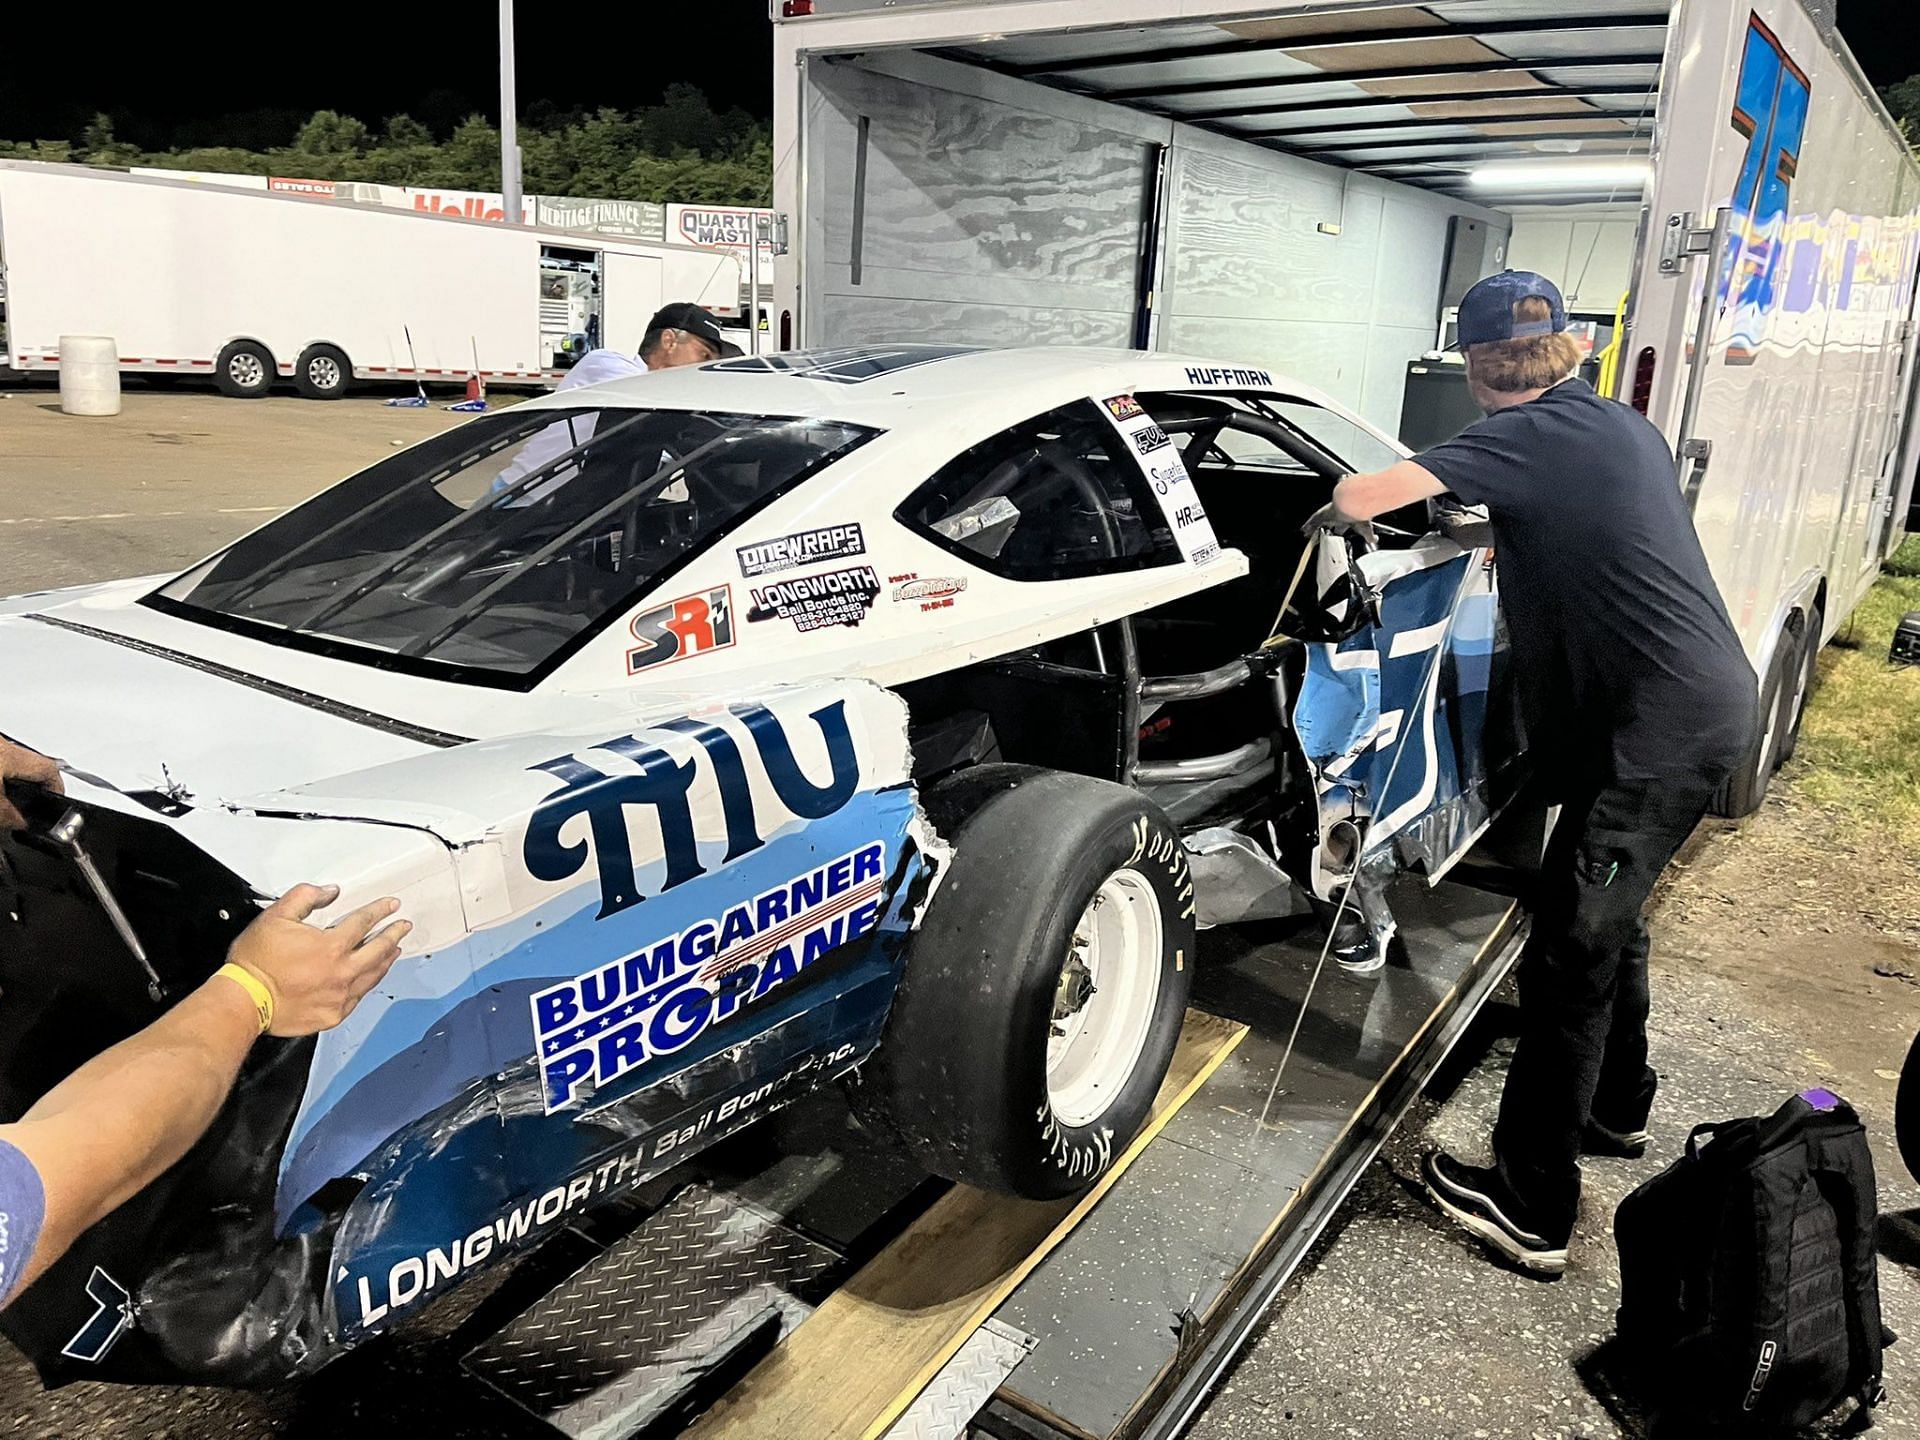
626,586,735,673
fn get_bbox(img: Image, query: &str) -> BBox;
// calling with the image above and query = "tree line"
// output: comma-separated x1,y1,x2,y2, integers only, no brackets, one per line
0,87,772,205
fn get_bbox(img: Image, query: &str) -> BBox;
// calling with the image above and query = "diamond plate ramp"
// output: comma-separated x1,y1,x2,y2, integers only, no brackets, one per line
880,1318,1036,1440
463,1183,842,1440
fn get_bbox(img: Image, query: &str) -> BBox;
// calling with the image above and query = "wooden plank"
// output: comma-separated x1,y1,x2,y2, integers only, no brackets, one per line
685,1011,1248,1440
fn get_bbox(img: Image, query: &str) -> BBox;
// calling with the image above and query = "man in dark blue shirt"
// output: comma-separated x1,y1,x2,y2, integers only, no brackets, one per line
0,738,412,1309
1329,271,1759,1276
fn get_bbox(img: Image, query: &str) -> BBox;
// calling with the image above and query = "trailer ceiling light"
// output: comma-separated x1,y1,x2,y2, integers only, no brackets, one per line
1469,161,1652,190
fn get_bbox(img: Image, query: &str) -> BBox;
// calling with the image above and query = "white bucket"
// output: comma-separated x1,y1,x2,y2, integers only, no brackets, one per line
58,335,121,417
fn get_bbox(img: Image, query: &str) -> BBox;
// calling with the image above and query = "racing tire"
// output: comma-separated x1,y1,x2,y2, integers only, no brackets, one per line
214,339,275,399
1712,628,1795,819
293,343,351,400
863,765,1196,1200
1897,1026,1920,1186
1774,608,1821,766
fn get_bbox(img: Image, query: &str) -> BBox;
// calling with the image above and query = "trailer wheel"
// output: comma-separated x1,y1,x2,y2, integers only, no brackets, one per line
862,765,1195,1199
214,340,275,399
1712,626,1795,818
1897,1026,1920,1185
1774,607,1821,766
294,344,351,400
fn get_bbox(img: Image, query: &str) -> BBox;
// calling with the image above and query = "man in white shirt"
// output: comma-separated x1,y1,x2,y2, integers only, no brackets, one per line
493,303,736,500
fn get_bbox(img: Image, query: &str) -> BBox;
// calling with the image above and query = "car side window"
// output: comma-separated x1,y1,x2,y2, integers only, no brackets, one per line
896,400,1184,581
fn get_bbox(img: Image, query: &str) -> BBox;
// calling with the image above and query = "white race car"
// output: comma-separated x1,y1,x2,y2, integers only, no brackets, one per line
0,344,1509,1384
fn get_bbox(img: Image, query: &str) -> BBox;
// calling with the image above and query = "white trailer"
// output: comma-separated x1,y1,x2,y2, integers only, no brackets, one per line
769,0,1918,824
0,162,742,398
739,4,1920,1436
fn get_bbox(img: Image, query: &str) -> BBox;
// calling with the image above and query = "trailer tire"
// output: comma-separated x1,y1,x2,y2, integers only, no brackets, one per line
214,340,275,399
1774,607,1820,766
1712,625,1795,818
294,344,351,400
1898,1026,1920,1185
862,765,1195,1200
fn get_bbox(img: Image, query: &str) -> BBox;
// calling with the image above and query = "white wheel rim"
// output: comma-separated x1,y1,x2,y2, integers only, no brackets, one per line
231,354,264,387
310,357,341,388
1046,867,1164,1130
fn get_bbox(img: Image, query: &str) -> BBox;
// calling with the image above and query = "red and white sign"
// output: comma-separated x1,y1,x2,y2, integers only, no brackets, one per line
410,189,537,225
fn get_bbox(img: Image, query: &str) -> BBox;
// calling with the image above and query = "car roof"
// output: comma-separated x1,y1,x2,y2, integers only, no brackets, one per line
514,344,1353,431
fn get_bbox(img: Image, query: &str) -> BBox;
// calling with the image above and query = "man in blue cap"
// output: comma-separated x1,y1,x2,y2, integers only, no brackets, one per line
1327,270,1759,1276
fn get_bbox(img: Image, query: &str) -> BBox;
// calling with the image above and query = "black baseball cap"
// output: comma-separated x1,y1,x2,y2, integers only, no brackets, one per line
1455,270,1567,348
646,302,726,351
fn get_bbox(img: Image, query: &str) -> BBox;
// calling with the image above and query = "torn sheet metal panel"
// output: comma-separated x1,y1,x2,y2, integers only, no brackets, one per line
0,678,938,1389
1292,534,1506,953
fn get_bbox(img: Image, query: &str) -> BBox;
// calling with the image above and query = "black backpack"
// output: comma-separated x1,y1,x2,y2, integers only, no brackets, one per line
1613,1089,1889,1435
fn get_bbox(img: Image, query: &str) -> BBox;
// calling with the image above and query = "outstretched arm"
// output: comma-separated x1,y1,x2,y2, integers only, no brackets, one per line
0,737,61,830
0,884,410,1305
1331,460,1446,522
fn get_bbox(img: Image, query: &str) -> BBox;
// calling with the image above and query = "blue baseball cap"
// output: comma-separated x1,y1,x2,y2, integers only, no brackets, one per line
1456,270,1567,348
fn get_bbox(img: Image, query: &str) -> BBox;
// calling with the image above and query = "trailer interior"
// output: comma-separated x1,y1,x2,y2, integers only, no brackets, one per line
785,0,1665,450
444,6,1678,1438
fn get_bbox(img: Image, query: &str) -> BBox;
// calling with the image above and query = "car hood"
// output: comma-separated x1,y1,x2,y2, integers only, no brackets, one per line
0,606,440,807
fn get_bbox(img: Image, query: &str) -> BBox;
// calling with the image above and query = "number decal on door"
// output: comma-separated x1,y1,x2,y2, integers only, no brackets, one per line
1724,12,1811,363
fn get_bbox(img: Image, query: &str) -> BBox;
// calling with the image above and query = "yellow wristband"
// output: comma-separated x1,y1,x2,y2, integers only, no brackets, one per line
216,962,274,1035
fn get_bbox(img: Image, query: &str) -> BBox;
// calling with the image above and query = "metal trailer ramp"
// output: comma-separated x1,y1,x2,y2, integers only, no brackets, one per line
985,880,1521,1440
461,876,1519,1440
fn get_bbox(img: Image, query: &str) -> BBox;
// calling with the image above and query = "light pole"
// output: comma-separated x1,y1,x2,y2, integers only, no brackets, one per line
499,0,523,222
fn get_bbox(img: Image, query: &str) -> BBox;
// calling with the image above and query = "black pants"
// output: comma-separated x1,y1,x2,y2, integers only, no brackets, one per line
1490,763,1733,1236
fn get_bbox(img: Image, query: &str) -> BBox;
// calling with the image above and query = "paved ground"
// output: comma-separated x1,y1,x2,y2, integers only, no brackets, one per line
0,379,488,594
1191,727,1920,1439
2,385,1917,1439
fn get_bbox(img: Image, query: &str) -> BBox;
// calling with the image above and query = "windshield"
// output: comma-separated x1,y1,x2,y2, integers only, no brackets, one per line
154,405,878,681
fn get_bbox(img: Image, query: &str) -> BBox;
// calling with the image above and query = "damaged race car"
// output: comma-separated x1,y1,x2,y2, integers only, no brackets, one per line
0,344,1513,1386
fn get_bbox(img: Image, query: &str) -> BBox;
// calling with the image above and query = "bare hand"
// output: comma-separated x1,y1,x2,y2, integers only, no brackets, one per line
227,884,412,1037
0,738,62,831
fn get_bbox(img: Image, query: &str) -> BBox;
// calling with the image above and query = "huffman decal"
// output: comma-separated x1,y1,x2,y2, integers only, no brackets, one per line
1183,365,1274,387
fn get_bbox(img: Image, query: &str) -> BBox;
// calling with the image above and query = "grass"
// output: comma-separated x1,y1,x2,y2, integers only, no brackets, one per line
1794,535,1920,832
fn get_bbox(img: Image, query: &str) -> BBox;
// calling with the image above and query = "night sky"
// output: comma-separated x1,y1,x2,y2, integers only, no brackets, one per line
1,2,1914,148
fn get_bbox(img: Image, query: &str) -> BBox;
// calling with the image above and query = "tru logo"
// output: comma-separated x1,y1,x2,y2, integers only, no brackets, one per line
523,700,860,918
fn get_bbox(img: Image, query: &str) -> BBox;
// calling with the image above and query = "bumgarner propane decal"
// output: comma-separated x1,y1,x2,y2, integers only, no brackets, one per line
532,841,887,1110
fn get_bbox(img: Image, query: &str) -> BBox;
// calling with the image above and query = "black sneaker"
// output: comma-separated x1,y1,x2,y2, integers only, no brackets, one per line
1421,1149,1569,1277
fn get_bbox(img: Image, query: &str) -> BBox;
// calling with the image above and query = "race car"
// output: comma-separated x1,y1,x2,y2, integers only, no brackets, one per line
0,344,1511,1386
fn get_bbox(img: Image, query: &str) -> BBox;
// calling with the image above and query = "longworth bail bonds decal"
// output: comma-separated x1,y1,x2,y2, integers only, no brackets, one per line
747,564,882,631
